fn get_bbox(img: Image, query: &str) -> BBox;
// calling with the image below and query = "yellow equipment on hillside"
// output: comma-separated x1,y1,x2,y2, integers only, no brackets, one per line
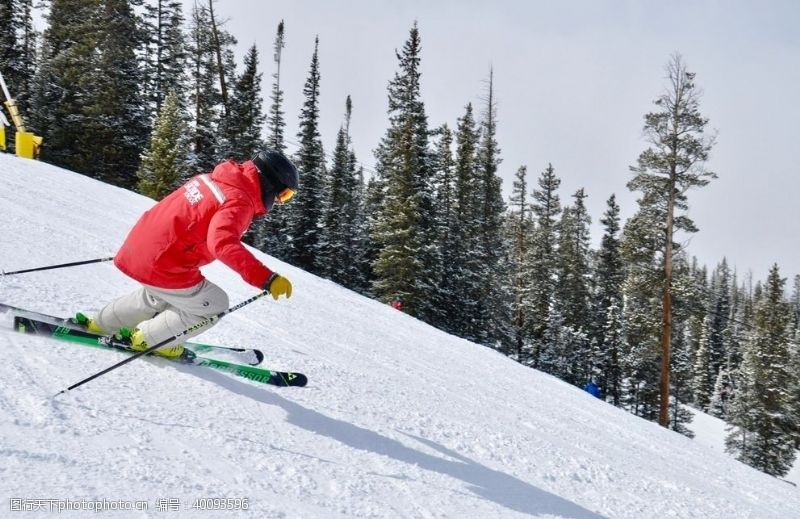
0,70,43,159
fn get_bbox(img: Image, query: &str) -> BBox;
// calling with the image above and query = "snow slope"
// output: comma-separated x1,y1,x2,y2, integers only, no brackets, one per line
0,153,798,518
687,406,800,487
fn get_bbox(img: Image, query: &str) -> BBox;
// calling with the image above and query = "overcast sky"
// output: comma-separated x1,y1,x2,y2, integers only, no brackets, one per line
183,1,795,282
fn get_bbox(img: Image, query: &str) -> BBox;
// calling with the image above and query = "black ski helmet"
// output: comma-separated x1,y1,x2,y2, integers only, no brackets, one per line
252,149,299,209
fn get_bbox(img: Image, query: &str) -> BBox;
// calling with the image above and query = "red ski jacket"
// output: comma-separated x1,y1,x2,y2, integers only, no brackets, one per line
114,160,273,290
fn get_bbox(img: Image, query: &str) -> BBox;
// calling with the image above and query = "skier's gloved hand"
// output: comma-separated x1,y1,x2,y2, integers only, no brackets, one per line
265,272,292,300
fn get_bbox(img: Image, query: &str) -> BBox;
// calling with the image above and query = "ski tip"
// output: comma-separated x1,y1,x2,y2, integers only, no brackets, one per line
282,372,307,387
253,349,265,366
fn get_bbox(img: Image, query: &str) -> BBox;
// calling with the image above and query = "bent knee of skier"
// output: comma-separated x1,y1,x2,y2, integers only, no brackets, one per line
191,282,229,318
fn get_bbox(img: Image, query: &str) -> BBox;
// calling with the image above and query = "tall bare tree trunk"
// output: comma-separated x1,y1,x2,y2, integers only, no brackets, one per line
660,155,677,427
207,0,228,117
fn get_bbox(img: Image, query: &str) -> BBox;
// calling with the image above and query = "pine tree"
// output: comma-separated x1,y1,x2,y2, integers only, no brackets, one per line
319,125,350,282
207,1,239,158
371,23,436,319
448,103,483,340
669,315,696,437
320,97,362,287
708,259,732,378
250,20,288,260
790,275,800,332
30,0,100,168
286,36,326,273
555,188,592,384
206,0,230,118
627,53,716,426
507,165,533,360
0,1,18,93
425,124,454,328
620,205,663,420
526,163,561,367
726,264,796,477
225,44,264,160
267,20,286,153
137,90,190,199
187,2,219,173
475,67,509,347
691,315,713,410
349,160,372,295
141,0,186,120
0,0,33,155
539,304,570,377
726,271,746,372
788,330,800,450
1,0,36,109
594,195,625,403
33,0,147,188
83,0,149,188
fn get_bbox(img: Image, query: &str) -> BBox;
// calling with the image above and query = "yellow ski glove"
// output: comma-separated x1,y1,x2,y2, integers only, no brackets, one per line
265,273,293,300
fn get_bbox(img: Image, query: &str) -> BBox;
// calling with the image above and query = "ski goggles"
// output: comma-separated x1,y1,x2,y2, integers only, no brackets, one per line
276,186,295,204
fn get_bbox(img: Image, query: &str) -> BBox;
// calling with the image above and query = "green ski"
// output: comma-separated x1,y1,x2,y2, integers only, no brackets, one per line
12,314,307,388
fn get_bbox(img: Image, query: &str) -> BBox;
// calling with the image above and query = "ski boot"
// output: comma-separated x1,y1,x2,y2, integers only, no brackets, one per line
123,328,195,363
71,312,106,334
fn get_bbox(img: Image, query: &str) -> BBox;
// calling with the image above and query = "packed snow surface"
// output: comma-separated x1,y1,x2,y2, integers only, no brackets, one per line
0,153,798,518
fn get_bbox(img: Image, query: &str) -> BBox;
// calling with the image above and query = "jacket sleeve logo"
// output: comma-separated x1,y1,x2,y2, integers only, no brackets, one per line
184,179,204,205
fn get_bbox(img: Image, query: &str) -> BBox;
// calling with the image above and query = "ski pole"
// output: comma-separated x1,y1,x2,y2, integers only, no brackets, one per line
1,257,115,277
55,290,269,396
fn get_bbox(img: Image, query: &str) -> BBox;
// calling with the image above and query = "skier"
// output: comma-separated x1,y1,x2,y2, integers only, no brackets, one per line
74,149,299,360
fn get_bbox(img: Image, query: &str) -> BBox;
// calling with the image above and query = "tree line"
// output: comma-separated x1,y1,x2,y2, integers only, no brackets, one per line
1,0,797,478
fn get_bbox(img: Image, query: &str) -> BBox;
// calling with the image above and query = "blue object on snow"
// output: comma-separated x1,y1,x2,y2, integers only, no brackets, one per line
584,381,602,399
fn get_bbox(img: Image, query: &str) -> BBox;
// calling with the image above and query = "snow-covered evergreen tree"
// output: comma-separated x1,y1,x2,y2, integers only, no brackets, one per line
286,36,326,273
428,124,456,330
251,20,289,259
33,0,147,188
447,103,483,340
594,195,625,403
141,0,186,121
0,0,36,124
137,90,190,199
225,45,264,160
267,20,286,153
187,2,220,173
31,0,148,188
371,23,436,320
348,160,372,295
475,67,510,348
507,165,533,360
691,316,713,410
708,259,732,378
669,317,696,437
790,275,800,332
627,53,716,426
620,205,663,420
527,163,562,367
555,188,592,385
789,330,800,450
320,97,362,287
726,264,796,477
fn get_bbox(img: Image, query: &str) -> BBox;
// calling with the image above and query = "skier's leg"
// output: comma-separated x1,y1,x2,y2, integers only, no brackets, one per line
133,280,229,356
92,287,168,334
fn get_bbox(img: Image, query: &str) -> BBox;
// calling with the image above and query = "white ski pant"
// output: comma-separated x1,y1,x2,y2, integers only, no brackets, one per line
94,280,229,349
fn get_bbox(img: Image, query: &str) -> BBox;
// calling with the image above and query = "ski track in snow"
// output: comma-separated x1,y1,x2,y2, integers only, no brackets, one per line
1,154,798,518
